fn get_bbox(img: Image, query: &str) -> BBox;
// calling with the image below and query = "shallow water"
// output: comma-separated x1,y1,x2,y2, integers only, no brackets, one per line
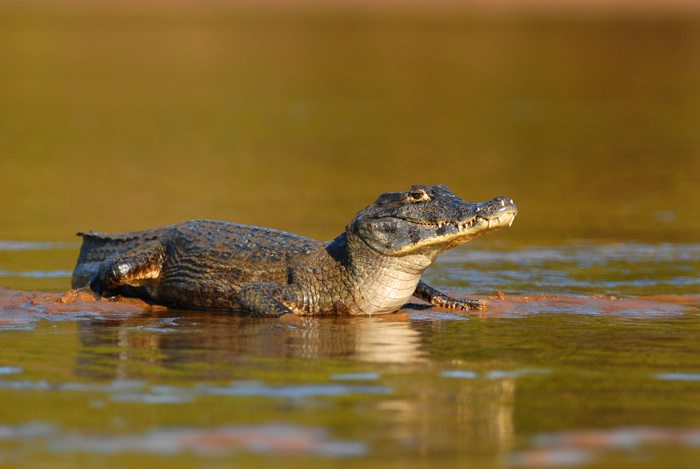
0,241,698,468
1,4,699,468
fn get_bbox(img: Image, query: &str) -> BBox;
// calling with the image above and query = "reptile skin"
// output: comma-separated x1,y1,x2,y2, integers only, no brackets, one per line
72,184,517,316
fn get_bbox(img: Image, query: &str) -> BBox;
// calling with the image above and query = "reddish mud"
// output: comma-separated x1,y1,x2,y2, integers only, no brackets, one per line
483,292,699,317
0,288,160,328
0,288,696,327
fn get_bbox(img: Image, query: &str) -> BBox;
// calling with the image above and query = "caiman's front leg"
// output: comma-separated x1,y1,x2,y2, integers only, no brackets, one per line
236,284,298,318
414,280,485,311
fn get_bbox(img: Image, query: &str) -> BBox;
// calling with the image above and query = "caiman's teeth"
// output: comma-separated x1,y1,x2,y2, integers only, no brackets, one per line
451,217,483,232
508,218,514,227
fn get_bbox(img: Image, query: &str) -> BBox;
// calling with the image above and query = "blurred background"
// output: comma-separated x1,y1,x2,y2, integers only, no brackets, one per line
0,0,698,243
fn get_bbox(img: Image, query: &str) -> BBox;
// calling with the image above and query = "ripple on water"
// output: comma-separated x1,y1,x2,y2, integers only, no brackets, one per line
15,270,72,279
441,369,550,380
0,422,365,457
0,377,392,403
198,381,392,398
442,243,700,265
510,448,592,468
512,427,700,467
330,372,380,381
0,422,57,439
50,425,367,457
655,372,700,382
0,241,76,251
432,243,700,296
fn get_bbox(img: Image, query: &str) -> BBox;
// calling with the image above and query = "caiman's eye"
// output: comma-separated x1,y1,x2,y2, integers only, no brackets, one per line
408,189,430,202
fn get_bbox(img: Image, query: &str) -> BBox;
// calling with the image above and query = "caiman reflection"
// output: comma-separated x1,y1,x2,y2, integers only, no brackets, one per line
76,313,427,369
75,313,518,459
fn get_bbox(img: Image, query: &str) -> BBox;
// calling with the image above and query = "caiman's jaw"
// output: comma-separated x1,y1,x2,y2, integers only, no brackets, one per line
389,196,517,255
349,184,517,258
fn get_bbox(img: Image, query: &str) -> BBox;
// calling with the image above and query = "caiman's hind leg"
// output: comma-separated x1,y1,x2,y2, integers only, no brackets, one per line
414,280,485,311
236,284,297,318
88,241,166,298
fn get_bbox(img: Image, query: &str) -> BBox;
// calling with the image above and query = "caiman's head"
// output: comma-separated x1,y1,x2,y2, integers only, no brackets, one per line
349,184,517,258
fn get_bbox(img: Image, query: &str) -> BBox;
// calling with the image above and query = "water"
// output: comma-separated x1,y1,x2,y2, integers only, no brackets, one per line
0,4,699,468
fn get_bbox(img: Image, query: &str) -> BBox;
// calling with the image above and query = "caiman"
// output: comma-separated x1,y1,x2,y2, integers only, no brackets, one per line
72,184,517,317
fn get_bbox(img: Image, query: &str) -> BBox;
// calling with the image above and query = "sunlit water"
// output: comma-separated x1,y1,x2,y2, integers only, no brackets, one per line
1,4,699,468
0,240,698,468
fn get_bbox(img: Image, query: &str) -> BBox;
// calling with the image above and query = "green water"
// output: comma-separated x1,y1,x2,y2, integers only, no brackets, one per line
0,5,699,468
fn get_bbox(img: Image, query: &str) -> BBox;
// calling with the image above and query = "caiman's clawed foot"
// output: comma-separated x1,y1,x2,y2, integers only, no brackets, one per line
434,296,486,311
413,280,486,312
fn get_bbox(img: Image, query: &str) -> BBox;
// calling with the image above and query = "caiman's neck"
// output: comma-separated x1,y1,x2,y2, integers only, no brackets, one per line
325,232,434,315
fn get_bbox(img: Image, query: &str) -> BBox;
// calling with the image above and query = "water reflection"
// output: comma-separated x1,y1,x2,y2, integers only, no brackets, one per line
3,300,699,465
72,312,523,461
76,312,431,376
376,377,518,458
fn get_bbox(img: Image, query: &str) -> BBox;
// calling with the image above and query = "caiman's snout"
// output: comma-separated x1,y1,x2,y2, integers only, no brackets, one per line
437,195,517,250
470,196,518,230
